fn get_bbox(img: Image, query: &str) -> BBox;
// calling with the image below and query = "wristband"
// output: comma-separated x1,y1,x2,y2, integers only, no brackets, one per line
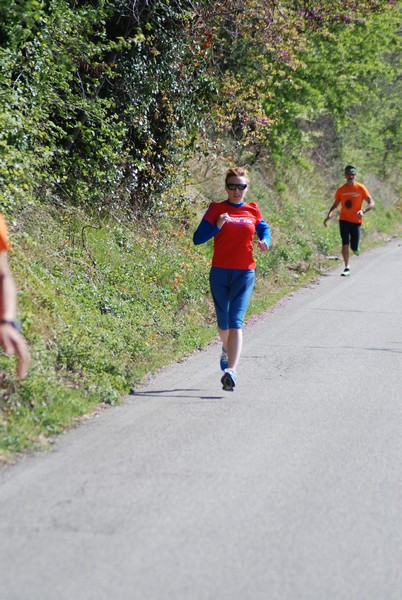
0,320,18,329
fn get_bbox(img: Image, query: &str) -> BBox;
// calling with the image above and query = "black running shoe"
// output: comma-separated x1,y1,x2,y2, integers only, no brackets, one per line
221,368,237,391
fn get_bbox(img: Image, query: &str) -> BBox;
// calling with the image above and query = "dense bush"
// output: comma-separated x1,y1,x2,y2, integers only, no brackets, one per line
1,1,400,215
0,0,215,211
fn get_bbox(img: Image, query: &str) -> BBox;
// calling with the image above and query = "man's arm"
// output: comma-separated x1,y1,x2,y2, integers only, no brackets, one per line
0,251,17,320
323,200,340,227
358,195,375,218
0,252,29,378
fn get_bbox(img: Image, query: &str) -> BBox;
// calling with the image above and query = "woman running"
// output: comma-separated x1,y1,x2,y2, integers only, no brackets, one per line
193,167,270,391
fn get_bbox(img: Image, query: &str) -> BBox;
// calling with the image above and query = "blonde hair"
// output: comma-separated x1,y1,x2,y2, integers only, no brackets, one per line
225,167,249,185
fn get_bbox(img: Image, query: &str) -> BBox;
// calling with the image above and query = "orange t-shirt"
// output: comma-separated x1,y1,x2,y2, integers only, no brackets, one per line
0,214,10,252
335,182,370,224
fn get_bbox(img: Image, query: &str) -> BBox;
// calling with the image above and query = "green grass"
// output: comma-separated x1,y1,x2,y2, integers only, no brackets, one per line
1,164,401,462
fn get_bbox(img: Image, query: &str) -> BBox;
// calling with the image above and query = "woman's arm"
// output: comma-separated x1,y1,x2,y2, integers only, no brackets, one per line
193,219,220,245
255,219,270,245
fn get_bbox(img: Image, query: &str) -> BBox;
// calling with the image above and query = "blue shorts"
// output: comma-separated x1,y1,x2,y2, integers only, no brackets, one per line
339,220,361,252
209,267,255,330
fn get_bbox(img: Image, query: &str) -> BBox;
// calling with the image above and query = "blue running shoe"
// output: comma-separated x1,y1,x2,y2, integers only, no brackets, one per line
221,368,237,392
220,346,228,371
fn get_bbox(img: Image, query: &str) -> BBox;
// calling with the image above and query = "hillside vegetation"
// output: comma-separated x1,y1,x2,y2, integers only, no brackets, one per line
0,0,401,459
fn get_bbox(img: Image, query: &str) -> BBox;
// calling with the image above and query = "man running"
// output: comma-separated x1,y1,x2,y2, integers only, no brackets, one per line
324,165,374,276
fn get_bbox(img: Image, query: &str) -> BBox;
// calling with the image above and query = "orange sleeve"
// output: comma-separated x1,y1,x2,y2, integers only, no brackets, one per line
0,214,10,252
360,183,370,199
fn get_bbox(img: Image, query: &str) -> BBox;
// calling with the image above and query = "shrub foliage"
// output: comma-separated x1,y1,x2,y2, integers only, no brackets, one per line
1,0,400,212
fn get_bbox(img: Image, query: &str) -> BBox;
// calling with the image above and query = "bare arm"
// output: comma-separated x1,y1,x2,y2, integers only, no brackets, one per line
0,251,17,320
357,195,375,218
323,200,340,227
0,252,29,378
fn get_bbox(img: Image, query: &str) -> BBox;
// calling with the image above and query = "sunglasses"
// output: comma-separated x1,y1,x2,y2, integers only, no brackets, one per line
226,183,248,191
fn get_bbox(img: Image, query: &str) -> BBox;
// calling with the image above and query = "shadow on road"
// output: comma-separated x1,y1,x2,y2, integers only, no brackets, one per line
128,388,225,400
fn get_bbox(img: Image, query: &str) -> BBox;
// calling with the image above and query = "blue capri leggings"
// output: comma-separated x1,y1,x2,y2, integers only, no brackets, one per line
209,267,255,330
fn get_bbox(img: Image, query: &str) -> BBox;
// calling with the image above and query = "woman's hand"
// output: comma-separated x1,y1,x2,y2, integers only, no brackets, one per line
217,213,232,229
257,239,270,252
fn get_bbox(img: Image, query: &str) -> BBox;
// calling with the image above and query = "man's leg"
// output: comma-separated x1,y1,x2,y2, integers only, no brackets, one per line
342,244,350,268
350,223,361,255
339,221,351,275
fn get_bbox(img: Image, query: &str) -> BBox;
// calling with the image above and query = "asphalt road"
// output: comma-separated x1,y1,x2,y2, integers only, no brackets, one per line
1,238,401,600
